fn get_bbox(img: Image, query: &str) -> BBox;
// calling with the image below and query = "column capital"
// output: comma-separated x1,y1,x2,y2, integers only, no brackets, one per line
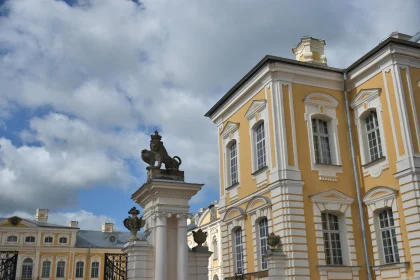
176,213,189,219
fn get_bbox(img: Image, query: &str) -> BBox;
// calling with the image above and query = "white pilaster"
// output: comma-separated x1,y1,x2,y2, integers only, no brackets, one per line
155,214,167,280
265,250,287,280
177,215,188,280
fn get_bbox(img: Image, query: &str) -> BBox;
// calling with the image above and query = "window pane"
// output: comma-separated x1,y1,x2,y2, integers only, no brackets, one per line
230,142,238,185
234,228,244,274
76,262,84,278
312,119,331,164
365,112,383,161
91,262,100,278
42,261,51,278
256,123,266,169
322,213,342,265
379,209,399,264
259,218,269,269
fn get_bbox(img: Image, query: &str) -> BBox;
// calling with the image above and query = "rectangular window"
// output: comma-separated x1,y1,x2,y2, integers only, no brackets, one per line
230,142,238,185
41,261,51,278
234,228,244,274
379,209,399,264
322,213,343,265
75,262,84,278
256,122,266,170
312,119,332,164
91,261,100,278
259,218,269,270
365,112,383,162
56,261,65,278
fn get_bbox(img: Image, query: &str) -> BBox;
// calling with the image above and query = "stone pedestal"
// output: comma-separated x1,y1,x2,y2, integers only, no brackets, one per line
123,240,154,280
131,169,204,280
188,247,213,280
265,250,288,280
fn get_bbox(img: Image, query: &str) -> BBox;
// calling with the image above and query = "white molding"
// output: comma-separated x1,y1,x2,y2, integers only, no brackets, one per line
362,186,397,206
310,189,355,205
222,122,241,201
245,100,267,120
221,207,245,222
304,92,339,108
220,122,239,139
350,88,381,109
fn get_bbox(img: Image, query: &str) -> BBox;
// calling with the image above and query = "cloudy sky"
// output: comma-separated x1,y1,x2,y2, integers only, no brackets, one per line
0,0,419,231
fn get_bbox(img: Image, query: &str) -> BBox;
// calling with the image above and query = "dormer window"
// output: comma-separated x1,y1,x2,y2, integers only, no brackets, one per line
7,235,18,243
44,236,53,243
25,236,35,243
59,237,68,244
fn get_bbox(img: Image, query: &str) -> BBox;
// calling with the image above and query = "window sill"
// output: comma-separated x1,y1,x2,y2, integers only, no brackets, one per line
314,163,342,168
317,265,362,272
372,262,409,271
226,182,240,190
252,166,268,176
362,156,386,167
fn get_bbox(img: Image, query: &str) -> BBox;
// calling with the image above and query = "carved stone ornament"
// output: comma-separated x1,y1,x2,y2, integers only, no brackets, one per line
123,207,146,241
267,232,281,250
141,131,182,171
192,229,207,247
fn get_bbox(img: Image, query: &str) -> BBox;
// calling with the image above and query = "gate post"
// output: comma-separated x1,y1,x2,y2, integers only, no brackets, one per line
265,250,287,280
123,240,153,280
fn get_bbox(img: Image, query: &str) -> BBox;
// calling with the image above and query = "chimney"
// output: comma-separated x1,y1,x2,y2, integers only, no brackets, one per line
68,220,79,228
292,36,327,65
102,222,114,232
35,209,49,223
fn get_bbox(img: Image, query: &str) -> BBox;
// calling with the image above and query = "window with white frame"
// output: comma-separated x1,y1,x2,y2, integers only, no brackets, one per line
213,238,218,260
364,111,383,162
75,261,84,278
56,261,65,278
234,228,244,274
41,260,51,278
229,141,239,185
312,118,332,164
7,235,17,243
258,218,269,270
21,258,33,279
91,261,100,278
378,208,399,264
44,236,53,243
255,122,266,170
59,237,68,244
322,213,343,265
25,236,35,243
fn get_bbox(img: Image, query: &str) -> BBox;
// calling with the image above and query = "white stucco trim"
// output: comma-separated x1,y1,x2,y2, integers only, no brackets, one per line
90,255,102,279
221,122,241,201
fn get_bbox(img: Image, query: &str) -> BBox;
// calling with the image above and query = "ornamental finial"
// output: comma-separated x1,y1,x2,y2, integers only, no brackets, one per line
123,207,145,241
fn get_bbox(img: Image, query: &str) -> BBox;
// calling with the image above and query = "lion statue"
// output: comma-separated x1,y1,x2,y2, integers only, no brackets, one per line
141,131,182,170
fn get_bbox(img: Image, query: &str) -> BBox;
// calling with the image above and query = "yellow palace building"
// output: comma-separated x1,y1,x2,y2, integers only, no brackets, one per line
0,209,131,280
205,32,420,280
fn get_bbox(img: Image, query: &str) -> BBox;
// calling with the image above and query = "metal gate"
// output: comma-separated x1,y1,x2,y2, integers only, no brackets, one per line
104,253,127,280
0,251,18,280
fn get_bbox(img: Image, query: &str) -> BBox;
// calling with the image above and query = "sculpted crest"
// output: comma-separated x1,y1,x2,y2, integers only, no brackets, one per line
141,131,182,170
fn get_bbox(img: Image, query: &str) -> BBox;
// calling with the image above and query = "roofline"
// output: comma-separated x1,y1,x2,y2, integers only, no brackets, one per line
205,37,420,119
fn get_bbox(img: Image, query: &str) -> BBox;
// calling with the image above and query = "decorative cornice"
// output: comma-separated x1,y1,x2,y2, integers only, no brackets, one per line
245,100,267,120
350,88,381,109
363,186,397,205
220,121,239,139
304,92,339,108
310,189,355,205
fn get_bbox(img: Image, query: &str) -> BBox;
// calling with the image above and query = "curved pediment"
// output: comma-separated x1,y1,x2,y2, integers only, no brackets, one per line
304,92,338,108
310,189,354,205
222,207,245,222
245,195,271,212
363,186,397,204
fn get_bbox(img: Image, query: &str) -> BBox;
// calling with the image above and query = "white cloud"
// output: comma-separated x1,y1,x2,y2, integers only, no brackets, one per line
0,0,419,215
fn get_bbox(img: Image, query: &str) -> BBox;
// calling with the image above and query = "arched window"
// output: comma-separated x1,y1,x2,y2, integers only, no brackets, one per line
6,235,17,243
41,260,51,278
44,236,53,243
378,208,399,264
21,258,33,279
25,236,35,243
91,261,100,278
233,228,244,274
312,118,332,164
255,122,266,170
364,111,383,162
75,261,84,278
321,213,343,265
59,237,68,244
213,238,218,260
213,275,219,280
229,141,238,185
258,218,269,269
56,261,65,278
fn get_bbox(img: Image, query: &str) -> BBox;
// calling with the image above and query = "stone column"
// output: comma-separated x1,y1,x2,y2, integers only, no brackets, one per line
265,250,287,280
155,214,167,280
177,214,188,280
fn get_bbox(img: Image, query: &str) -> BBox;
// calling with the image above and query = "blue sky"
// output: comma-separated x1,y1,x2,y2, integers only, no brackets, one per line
0,0,419,231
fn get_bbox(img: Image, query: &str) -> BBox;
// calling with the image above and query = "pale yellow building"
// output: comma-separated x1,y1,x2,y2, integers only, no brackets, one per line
0,209,133,280
206,32,420,280
187,201,222,280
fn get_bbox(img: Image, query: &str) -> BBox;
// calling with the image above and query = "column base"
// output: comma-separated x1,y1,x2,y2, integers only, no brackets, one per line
188,247,212,280
123,240,154,280
265,250,287,280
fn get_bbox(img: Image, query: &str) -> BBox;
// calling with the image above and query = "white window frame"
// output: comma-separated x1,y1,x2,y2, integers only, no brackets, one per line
228,141,239,186
311,190,358,274
56,259,67,278
212,238,218,260
312,118,332,165
6,235,18,243
58,236,68,244
41,260,52,278
363,187,407,275
21,257,34,279
257,217,269,270
364,111,384,162
245,100,272,187
221,121,240,201
304,93,342,181
224,209,247,275
75,261,84,278
24,235,36,244
90,255,102,279
74,256,86,279
40,255,54,279
233,227,244,274
321,212,344,265
377,208,399,264
44,234,54,245
350,89,389,178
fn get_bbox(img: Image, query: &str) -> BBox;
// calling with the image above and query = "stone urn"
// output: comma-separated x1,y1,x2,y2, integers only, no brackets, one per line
123,207,146,241
192,229,207,248
267,232,281,250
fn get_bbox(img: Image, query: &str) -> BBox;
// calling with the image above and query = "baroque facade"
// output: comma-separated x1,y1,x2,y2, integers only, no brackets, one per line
205,32,420,280
0,209,127,280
